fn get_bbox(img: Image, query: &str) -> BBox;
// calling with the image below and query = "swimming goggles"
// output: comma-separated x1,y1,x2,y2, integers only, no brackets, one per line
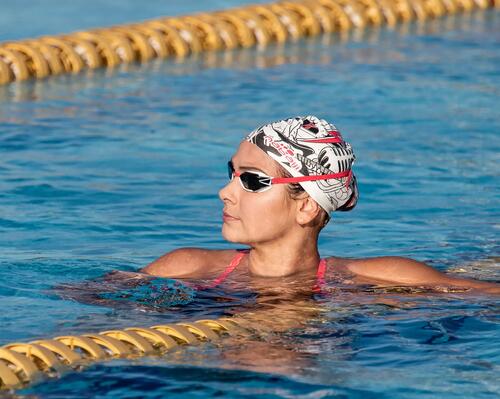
227,160,352,193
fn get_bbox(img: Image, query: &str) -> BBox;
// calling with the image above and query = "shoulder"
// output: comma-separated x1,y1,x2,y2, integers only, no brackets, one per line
328,255,445,285
140,248,238,278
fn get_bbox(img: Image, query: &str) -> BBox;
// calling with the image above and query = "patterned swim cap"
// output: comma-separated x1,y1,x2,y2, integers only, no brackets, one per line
246,115,358,214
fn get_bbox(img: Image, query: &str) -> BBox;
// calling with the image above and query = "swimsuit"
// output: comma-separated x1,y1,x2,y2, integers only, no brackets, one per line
202,249,328,292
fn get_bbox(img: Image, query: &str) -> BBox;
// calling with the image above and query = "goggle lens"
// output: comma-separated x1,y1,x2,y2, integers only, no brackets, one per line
240,173,270,192
227,161,271,192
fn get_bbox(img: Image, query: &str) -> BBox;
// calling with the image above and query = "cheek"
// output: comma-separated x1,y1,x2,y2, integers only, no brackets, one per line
236,189,293,239
242,190,287,218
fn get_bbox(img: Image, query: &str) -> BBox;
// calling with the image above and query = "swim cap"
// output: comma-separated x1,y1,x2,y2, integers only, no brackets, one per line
246,115,358,214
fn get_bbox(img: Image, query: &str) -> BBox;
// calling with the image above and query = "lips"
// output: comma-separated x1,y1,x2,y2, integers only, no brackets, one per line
223,211,239,221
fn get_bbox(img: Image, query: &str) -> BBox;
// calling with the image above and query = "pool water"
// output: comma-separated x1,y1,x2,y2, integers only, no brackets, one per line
1,2,499,398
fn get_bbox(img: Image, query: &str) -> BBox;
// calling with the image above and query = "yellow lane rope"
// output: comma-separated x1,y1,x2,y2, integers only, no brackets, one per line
0,0,497,85
0,317,243,390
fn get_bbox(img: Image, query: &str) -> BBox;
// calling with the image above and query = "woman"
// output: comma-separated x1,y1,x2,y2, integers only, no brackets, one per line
141,116,498,294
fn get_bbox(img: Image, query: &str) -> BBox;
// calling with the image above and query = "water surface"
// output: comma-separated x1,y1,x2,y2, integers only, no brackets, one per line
0,5,499,399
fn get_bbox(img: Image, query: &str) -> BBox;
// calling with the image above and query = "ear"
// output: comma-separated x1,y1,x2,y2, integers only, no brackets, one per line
295,195,322,225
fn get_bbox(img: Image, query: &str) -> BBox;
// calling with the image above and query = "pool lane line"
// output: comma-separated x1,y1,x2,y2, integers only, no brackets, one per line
0,317,243,390
0,0,497,85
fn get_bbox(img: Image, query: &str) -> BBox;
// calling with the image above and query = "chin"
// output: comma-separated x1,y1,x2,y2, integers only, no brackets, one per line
221,224,249,244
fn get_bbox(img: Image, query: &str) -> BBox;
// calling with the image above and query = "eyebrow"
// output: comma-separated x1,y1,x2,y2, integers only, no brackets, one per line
230,159,268,174
240,165,266,172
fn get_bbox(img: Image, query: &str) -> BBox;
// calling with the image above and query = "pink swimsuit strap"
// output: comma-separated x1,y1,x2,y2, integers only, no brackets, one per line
205,249,249,289
204,249,328,292
313,258,327,293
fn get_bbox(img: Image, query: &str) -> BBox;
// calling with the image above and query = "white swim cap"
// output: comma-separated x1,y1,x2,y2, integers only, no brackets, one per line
246,115,358,214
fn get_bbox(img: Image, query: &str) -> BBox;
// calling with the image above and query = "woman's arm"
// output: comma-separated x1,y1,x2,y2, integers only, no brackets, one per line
346,257,500,293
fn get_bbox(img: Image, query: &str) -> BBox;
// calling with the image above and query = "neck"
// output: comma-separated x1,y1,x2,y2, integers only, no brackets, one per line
247,232,320,277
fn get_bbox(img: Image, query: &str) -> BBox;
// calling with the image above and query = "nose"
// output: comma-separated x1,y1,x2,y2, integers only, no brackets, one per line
219,176,238,205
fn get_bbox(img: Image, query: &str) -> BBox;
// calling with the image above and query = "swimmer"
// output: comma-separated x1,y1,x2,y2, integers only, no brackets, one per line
141,116,499,295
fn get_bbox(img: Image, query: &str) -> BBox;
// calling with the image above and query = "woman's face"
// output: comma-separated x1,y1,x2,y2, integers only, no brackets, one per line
219,141,297,245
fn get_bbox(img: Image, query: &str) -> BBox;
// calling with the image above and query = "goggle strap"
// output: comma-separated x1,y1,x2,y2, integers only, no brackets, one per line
271,171,351,184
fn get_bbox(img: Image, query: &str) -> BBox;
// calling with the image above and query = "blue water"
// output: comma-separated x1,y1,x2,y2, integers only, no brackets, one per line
1,2,499,398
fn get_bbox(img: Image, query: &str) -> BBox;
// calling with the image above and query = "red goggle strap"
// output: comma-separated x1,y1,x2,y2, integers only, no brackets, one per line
233,170,353,188
271,170,351,184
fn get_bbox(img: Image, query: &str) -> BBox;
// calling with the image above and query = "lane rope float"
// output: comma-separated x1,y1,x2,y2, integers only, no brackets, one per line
0,0,497,85
0,317,243,390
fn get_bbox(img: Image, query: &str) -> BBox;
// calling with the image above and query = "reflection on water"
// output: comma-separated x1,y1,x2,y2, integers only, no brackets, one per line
40,256,500,397
0,10,494,104
50,254,499,376
449,256,500,279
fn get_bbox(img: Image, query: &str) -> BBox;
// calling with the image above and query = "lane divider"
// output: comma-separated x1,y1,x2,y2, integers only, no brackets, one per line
0,0,497,85
0,317,243,390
